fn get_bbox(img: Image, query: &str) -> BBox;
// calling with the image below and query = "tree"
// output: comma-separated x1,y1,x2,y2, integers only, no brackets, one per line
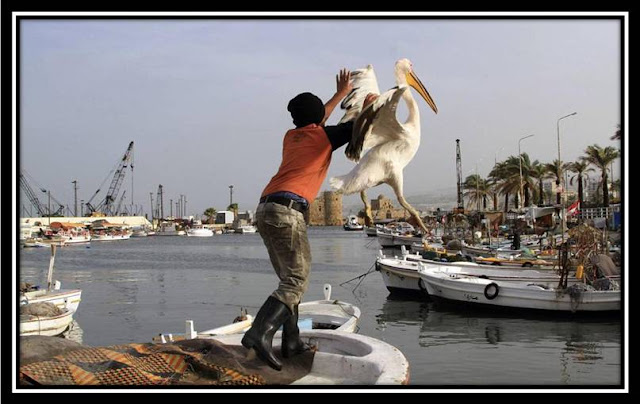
204,207,217,224
462,174,491,211
567,160,594,210
544,159,569,205
529,161,549,206
582,144,620,207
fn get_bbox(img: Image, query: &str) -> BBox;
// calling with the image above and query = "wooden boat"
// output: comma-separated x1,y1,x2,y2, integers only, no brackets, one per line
211,330,410,385
153,284,361,344
418,265,621,312
20,244,82,330
21,287,82,313
20,306,75,336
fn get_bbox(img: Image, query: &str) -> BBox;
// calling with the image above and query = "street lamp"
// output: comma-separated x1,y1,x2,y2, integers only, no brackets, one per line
557,112,577,243
518,134,534,210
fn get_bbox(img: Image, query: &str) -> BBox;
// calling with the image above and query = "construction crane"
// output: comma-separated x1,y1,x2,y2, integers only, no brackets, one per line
85,141,134,216
154,185,164,220
455,139,464,213
19,171,65,216
115,190,127,216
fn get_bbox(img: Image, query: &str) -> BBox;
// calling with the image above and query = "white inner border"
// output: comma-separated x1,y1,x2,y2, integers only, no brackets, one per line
12,10,629,394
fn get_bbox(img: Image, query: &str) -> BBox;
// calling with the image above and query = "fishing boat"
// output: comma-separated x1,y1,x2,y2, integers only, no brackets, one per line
20,244,83,313
418,265,621,312
20,244,82,336
20,305,75,336
154,284,360,343
376,222,423,248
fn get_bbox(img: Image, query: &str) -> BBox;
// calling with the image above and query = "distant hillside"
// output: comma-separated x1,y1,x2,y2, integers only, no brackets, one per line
341,186,458,214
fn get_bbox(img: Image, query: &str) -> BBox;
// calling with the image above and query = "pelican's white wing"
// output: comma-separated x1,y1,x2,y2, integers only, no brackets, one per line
338,65,381,124
345,86,408,162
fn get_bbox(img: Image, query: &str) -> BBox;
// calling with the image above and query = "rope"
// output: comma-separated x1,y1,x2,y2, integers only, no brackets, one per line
339,262,376,293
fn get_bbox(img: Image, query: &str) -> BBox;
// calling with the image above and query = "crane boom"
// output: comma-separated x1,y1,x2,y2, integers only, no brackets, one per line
19,173,47,216
456,139,464,211
86,141,134,216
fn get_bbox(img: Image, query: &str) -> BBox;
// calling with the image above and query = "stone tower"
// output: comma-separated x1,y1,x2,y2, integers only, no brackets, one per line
323,191,342,226
308,190,343,226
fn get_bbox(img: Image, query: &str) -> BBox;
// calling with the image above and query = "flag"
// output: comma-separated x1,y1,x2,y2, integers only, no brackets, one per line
567,200,580,217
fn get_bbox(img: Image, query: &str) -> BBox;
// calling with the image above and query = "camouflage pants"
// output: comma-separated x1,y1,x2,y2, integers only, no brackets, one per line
255,202,311,314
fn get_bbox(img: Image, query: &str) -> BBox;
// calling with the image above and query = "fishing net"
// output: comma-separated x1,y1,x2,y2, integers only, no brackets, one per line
19,337,314,386
20,302,65,317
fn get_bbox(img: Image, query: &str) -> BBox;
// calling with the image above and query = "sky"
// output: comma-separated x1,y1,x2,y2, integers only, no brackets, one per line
16,15,625,219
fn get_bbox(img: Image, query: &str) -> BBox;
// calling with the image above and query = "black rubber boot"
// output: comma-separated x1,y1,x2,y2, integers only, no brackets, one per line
282,304,312,358
241,296,291,371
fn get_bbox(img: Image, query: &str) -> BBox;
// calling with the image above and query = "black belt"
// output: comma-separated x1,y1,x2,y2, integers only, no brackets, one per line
259,195,308,213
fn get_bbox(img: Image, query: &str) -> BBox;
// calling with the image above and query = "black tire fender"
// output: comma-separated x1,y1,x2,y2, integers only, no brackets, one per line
484,282,500,300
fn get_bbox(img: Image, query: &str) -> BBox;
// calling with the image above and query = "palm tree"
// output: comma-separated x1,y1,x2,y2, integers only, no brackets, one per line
204,207,217,224
544,159,568,205
463,174,491,211
489,159,520,211
610,124,621,140
529,161,549,206
567,160,594,210
582,144,620,207
518,153,537,207
489,161,508,211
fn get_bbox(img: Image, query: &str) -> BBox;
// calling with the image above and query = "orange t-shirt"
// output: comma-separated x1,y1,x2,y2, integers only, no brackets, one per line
261,124,332,203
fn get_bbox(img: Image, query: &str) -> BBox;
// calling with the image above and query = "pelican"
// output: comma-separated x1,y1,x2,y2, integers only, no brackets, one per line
329,58,438,234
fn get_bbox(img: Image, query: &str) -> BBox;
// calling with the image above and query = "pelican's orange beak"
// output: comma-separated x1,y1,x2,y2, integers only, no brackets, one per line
406,71,438,114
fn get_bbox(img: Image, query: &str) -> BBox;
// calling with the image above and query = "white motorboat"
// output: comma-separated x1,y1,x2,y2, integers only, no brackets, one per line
235,225,257,234
186,227,214,237
154,284,360,343
418,265,621,312
343,215,364,231
91,232,131,241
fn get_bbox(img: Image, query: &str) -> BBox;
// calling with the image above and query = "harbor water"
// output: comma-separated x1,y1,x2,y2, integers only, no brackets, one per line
18,227,624,388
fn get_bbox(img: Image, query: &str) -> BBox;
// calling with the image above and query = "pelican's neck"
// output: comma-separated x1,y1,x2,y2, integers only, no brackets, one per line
395,70,420,127
403,87,420,127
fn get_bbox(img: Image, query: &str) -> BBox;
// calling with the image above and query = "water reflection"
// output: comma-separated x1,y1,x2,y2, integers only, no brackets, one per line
61,320,84,345
376,295,622,385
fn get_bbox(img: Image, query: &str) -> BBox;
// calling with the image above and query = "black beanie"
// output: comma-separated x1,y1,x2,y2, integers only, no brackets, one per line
287,92,325,128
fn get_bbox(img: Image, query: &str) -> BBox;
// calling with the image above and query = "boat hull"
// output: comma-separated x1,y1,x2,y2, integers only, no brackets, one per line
211,330,410,385
21,289,82,313
377,258,426,295
419,267,621,312
20,310,74,336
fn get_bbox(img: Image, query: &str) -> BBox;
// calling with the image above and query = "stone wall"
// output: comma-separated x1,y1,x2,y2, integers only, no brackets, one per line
370,194,407,221
308,191,343,226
